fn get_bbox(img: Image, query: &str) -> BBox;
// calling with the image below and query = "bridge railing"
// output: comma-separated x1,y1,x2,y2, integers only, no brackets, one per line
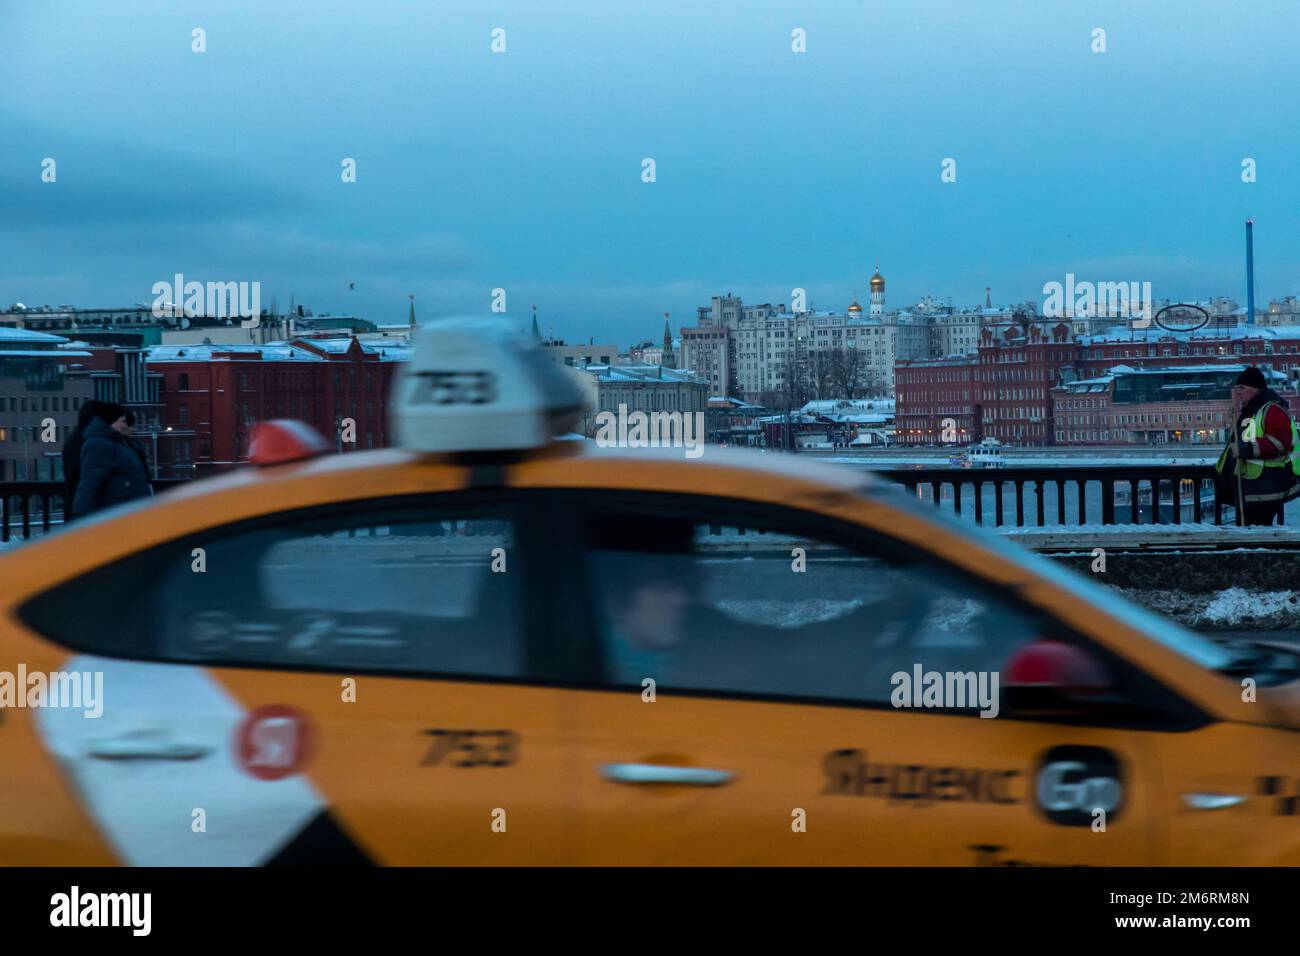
1,480,188,542
870,464,1230,527
0,465,1240,542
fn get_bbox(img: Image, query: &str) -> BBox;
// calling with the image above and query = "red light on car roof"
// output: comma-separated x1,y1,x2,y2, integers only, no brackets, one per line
1005,640,1109,693
248,419,331,466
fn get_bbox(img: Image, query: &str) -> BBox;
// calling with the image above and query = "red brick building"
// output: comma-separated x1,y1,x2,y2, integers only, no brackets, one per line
1075,326,1300,380
894,357,978,445
895,321,1076,446
976,322,1077,446
894,322,1300,448
147,336,409,473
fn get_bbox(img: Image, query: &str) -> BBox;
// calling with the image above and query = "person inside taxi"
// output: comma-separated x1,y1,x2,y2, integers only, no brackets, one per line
592,517,912,693
593,515,1040,702
600,553,693,684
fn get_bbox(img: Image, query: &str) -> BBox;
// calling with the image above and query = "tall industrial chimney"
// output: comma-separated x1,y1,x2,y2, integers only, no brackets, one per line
1246,219,1256,326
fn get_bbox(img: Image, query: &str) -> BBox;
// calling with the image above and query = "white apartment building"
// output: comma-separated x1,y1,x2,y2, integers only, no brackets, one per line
683,308,933,400
681,274,968,400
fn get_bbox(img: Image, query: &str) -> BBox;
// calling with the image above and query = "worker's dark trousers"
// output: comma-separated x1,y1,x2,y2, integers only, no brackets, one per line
1243,502,1284,525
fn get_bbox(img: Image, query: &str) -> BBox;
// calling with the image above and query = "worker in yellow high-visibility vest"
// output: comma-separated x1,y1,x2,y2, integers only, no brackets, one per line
1215,366,1300,525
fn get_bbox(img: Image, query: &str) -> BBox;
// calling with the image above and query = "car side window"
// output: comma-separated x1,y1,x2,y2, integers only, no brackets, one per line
157,511,521,675
587,509,1050,709
22,503,526,679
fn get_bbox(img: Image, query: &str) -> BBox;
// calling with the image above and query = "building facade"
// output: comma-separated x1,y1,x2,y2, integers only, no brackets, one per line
539,339,620,369
897,323,1300,448
894,357,978,445
677,275,1044,404
1052,365,1293,446
147,336,408,472
896,321,1078,446
575,363,709,436
0,330,96,482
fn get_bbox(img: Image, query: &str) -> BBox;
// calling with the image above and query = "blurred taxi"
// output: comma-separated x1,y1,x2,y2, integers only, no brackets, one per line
0,319,1296,866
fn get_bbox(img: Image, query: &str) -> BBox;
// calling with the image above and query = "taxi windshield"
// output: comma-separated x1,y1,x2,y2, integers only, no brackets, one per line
864,484,1236,673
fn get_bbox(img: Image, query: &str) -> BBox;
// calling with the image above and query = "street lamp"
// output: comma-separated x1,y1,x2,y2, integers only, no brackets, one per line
147,426,174,479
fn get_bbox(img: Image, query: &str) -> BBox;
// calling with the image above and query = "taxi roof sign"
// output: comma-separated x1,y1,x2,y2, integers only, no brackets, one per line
393,317,585,453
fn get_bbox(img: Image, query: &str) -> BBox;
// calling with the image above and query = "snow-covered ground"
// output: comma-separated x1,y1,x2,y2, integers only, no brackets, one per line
1001,523,1300,548
1118,587,1300,631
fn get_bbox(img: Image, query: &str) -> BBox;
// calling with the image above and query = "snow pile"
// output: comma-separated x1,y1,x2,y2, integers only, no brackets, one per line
1117,586,1300,630
1196,587,1300,629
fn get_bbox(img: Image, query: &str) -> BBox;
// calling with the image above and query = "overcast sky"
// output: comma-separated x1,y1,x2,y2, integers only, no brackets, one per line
3,0,1298,343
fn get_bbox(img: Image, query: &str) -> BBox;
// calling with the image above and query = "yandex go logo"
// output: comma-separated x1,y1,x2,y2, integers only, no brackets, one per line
1034,746,1123,826
236,705,313,781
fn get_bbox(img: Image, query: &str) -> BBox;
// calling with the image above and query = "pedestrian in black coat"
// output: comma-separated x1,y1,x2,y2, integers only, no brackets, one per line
62,400,104,522
123,409,152,475
72,403,154,517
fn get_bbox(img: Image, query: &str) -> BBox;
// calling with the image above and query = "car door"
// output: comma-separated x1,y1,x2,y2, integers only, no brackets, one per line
1144,698,1300,865
563,491,1168,865
16,489,583,865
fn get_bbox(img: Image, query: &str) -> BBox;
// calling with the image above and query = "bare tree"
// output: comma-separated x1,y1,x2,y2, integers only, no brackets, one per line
758,352,813,451
808,349,836,400
771,351,811,411
830,348,866,399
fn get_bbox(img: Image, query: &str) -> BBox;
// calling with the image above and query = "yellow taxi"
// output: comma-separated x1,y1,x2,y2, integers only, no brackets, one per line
0,319,1296,866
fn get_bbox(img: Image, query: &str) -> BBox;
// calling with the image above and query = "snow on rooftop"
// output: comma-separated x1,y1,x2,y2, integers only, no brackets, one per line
1079,322,1300,344
293,337,357,353
0,349,92,358
1061,361,1292,392
146,344,312,362
146,338,413,363
582,363,706,384
0,328,69,344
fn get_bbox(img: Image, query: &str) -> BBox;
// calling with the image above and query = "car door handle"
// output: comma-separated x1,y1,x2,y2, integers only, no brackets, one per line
600,763,736,786
1182,792,1249,811
85,736,212,761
